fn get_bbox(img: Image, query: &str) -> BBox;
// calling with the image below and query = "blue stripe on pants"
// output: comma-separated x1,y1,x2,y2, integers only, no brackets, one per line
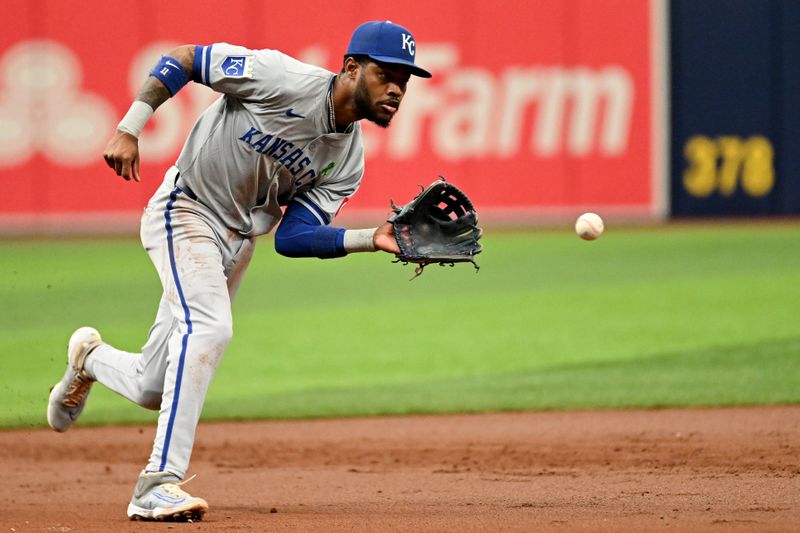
159,188,193,472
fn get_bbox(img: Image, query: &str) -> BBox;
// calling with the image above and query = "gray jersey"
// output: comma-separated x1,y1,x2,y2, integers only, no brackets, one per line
176,43,364,236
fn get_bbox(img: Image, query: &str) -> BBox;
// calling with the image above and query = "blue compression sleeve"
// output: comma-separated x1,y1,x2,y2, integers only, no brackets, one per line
274,201,346,259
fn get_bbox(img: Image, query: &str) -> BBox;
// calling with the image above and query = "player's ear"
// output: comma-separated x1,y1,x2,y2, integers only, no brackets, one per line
343,56,360,80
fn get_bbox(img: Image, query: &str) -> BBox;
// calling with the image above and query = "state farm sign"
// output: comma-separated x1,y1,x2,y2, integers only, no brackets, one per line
360,44,633,160
0,0,662,223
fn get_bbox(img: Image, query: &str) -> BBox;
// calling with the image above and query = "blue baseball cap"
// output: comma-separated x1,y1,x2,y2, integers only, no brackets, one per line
346,21,432,78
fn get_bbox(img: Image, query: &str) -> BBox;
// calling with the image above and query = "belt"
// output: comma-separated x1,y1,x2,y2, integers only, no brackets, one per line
174,172,199,201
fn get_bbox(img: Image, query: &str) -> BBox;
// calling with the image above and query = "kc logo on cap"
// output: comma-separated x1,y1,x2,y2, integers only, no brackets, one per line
401,33,415,56
346,20,432,78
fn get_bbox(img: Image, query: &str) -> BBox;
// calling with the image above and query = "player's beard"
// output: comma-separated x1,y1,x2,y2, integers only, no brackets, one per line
354,75,396,128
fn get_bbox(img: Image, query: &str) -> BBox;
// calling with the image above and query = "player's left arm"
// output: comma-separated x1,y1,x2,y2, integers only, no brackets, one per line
279,159,400,257
274,201,399,258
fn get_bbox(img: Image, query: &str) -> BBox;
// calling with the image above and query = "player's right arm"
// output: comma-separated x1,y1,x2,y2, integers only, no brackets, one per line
102,45,196,182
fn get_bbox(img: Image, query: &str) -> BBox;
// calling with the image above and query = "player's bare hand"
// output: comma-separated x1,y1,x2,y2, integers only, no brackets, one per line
103,131,141,182
373,222,400,254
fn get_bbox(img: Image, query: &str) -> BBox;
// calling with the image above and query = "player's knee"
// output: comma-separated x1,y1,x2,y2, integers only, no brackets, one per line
194,321,233,348
136,389,163,410
211,322,233,346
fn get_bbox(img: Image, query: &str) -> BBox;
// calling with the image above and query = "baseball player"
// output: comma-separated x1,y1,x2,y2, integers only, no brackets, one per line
46,20,431,521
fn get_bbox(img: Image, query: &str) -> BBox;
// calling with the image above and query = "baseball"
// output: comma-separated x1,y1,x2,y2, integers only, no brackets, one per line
575,212,604,240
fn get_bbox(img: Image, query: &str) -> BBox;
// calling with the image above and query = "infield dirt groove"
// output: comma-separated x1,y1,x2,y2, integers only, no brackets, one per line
2,406,799,532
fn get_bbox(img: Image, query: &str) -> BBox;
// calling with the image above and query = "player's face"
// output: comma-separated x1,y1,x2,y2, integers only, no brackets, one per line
354,61,411,128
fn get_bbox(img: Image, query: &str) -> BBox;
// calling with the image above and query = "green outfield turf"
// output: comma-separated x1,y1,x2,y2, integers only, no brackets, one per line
1,222,799,428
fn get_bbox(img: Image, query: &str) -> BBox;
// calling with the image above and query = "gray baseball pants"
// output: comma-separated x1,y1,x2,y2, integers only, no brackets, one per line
85,166,254,477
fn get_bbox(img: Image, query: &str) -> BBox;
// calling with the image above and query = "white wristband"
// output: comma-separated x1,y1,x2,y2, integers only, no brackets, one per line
117,100,154,138
343,228,378,253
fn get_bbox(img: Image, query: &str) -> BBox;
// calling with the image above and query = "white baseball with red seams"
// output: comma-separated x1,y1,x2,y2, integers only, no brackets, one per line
575,212,604,240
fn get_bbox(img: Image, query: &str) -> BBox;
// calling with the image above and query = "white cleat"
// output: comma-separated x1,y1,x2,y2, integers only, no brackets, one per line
46,327,103,432
127,471,209,521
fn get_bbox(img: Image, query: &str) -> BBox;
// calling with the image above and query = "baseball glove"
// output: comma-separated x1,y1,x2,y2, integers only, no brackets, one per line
388,177,482,279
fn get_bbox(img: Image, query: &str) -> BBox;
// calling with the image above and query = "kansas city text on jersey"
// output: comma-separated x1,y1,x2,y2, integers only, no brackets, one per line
238,126,316,185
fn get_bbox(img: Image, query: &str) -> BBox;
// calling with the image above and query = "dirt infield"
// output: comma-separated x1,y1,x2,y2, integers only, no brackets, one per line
2,406,799,532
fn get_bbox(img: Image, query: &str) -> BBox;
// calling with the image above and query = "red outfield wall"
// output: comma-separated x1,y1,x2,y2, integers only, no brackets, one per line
0,0,664,229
